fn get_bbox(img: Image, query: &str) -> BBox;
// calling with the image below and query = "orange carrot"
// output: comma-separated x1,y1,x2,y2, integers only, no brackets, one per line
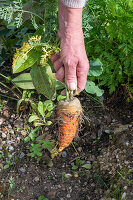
57,97,82,152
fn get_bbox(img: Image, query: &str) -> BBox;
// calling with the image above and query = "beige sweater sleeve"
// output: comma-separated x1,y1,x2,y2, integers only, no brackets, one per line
61,0,86,8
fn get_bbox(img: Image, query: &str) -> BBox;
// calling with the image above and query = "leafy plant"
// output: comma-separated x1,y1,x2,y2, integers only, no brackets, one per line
3,150,21,170
38,195,48,200
0,0,44,29
27,139,53,162
106,168,133,200
83,0,133,95
8,176,15,194
72,159,91,170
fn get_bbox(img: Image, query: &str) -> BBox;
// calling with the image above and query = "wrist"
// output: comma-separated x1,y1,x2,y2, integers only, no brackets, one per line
58,0,83,34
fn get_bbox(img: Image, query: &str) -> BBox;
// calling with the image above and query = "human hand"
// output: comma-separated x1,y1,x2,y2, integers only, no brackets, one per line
51,0,89,94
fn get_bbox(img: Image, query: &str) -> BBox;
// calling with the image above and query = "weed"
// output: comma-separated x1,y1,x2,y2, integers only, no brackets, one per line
106,168,133,200
38,195,48,200
3,147,22,170
72,158,91,170
8,176,15,194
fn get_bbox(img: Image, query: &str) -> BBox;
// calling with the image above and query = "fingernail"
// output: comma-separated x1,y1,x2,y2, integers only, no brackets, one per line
67,82,76,91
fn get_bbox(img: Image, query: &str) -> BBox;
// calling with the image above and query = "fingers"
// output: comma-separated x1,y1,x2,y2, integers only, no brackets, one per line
56,66,65,82
77,59,89,93
50,53,60,64
54,58,63,72
64,59,77,91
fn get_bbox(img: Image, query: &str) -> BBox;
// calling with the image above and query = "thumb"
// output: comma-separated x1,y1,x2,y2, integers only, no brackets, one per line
64,60,77,91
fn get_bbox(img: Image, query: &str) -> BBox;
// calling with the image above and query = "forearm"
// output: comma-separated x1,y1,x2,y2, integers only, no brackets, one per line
61,0,86,8
58,0,83,41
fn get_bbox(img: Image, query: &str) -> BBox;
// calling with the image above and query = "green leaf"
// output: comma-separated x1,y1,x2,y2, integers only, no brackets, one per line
57,95,66,102
38,196,48,200
88,59,103,76
12,73,35,89
4,165,9,170
44,100,53,107
82,164,91,169
45,121,52,126
29,132,37,141
47,105,55,111
42,140,52,150
48,159,53,167
85,81,104,97
28,115,39,123
56,80,65,90
72,165,78,170
46,111,52,118
28,127,40,141
38,101,44,118
13,48,42,73
30,64,56,99
24,136,30,143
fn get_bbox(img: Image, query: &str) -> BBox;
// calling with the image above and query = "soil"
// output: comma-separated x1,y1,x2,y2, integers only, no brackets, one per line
0,65,133,200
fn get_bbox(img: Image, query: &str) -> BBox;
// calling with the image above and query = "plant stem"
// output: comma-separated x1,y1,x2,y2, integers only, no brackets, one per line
0,94,18,100
17,9,44,22
0,81,20,99
0,73,22,95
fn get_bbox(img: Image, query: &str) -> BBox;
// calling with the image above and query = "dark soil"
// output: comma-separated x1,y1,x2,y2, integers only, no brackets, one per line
0,65,133,200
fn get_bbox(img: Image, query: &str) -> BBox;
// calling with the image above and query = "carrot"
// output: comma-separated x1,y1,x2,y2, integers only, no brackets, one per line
57,97,82,152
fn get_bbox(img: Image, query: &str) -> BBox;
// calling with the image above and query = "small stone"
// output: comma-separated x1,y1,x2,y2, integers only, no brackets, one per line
45,127,49,131
7,140,14,145
121,192,126,199
98,129,102,137
124,186,127,190
62,164,65,168
0,118,5,125
78,147,82,152
17,136,20,141
8,124,12,128
21,131,27,136
9,146,14,151
105,129,110,134
91,183,95,187
19,167,26,173
19,152,25,159
74,172,79,178
10,129,14,134
47,190,56,198
128,124,132,128
62,151,67,158
64,173,72,179
34,176,39,182
2,132,6,138
66,194,71,198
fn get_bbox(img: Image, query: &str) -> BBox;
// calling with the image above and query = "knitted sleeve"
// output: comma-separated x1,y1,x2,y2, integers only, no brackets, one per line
61,0,86,8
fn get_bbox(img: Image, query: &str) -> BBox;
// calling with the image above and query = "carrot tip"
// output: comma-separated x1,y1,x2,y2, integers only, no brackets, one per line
58,147,65,152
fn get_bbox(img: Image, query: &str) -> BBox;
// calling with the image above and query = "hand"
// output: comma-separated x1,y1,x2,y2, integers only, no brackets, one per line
51,30,89,93
51,0,89,93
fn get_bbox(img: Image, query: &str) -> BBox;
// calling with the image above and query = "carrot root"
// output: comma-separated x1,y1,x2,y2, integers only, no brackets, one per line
57,97,82,152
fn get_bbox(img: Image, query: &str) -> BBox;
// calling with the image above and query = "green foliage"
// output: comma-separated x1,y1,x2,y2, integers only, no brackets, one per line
8,176,15,194
28,139,53,162
28,99,55,127
30,64,56,99
2,148,22,170
83,0,133,94
85,59,104,96
72,159,91,170
106,168,133,199
12,35,60,100
38,196,48,200
0,0,44,29
12,73,35,89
